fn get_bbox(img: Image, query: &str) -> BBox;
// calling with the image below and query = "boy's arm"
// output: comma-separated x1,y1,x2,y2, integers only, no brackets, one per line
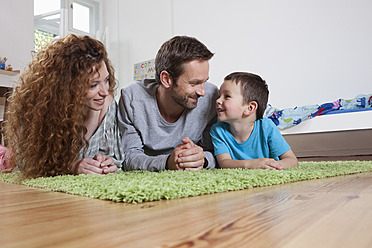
277,149,298,168
216,153,283,170
266,118,298,168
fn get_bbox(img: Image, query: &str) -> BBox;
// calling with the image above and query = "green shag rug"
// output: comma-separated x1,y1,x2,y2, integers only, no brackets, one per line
1,161,372,204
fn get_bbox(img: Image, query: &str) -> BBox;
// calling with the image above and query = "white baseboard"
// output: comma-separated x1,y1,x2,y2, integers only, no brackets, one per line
283,129,372,158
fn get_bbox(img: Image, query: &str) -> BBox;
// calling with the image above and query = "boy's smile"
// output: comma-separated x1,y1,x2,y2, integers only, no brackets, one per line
216,80,247,123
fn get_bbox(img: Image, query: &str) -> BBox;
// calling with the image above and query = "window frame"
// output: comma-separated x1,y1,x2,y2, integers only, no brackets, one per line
34,10,62,36
34,0,100,38
67,0,100,37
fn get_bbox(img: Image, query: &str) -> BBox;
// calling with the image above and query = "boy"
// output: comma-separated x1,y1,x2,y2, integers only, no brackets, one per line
210,72,298,170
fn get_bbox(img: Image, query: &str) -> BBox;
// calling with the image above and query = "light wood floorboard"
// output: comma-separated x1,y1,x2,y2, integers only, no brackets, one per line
1,157,372,247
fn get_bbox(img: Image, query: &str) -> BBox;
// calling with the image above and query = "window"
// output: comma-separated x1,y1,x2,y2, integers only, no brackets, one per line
34,0,100,52
69,0,99,35
34,0,60,51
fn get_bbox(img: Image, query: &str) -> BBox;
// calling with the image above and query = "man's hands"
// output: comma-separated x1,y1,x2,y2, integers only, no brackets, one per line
73,154,118,175
166,137,205,171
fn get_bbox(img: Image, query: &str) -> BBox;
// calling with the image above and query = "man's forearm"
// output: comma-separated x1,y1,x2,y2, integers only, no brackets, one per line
123,151,169,172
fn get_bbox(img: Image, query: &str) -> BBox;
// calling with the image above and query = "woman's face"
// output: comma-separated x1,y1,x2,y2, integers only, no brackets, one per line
86,61,110,111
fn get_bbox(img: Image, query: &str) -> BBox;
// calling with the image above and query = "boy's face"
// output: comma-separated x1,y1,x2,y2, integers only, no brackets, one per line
216,80,248,123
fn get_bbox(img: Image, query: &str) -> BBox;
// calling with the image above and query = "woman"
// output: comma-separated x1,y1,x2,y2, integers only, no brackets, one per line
3,34,123,178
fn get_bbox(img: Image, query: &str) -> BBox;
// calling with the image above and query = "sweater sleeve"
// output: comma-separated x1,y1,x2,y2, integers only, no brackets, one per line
118,88,168,171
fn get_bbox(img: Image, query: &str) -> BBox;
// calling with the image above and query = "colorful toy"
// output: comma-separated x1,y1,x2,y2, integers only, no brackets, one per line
0,57,8,70
5,64,13,71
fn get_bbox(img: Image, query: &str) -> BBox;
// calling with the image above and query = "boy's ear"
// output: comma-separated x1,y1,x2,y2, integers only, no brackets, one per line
160,70,172,88
244,101,258,116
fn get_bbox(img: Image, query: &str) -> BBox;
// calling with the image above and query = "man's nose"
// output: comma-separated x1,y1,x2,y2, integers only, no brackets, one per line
196,83,206,97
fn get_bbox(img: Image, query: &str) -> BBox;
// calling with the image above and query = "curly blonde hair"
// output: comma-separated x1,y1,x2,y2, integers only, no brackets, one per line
4,34,117,178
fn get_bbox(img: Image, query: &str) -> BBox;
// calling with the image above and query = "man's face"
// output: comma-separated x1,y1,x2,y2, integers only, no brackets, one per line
169,60,209,110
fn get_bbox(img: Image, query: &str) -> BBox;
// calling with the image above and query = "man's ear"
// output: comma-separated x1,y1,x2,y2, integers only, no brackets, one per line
160,70,172,89
244,101,258,116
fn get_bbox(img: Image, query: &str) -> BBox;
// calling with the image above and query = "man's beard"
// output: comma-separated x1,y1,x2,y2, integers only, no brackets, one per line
169,86,198,110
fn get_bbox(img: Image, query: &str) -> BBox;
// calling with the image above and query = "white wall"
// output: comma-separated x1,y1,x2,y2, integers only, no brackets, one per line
0,1,34,87
0,1,369,133
105,0,372,109
1,1,370,109
101,0,120,94
117,0,173,94
174,0,372,108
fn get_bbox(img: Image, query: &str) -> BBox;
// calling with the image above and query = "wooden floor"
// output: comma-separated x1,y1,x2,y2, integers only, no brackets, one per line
1,157,372,248
298,155,372,162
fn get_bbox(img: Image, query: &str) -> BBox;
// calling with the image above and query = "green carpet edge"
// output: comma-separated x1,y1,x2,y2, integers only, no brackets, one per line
1,161,372,204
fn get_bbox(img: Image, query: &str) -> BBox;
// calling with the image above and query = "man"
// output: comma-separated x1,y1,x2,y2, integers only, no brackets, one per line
118,36,218,171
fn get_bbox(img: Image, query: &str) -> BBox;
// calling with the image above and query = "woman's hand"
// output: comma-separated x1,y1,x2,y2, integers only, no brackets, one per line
73,154,117,175
93,154,117,174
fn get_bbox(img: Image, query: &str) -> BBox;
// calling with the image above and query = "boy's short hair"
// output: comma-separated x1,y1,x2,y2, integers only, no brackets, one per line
224,72,269,119
155,36,214,85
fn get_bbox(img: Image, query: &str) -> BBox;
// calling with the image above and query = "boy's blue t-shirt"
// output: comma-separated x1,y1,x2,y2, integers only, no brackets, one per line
210,118,290,160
